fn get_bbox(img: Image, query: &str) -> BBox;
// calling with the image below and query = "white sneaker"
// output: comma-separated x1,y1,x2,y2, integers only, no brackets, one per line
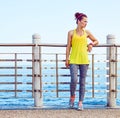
77,103,83,111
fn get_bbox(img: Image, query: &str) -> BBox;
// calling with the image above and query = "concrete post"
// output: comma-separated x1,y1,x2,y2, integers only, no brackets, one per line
32,33,42,107
106,34,116,108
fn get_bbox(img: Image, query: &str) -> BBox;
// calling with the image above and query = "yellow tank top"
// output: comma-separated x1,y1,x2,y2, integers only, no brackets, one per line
70,29,89,64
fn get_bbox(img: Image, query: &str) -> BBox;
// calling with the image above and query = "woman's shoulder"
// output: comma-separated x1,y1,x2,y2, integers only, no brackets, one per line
68,29,74,36
85,29,91,34
68,29,74,33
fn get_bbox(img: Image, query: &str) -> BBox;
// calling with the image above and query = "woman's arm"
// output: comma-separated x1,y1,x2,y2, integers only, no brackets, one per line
86,30,99,52
65,30,73,68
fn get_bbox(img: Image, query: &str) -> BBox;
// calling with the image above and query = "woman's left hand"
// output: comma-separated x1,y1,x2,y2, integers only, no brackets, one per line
87,44,93,52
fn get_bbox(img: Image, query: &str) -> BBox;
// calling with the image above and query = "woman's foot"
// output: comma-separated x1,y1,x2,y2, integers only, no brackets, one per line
77,101,83,111
69,95,75,108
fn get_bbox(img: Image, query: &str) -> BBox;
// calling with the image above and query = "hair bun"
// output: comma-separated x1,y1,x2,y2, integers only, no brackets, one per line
74,12,87,24
75,12,81,19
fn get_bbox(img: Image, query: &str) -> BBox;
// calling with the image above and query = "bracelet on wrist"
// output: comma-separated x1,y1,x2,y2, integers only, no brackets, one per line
89,43,94,46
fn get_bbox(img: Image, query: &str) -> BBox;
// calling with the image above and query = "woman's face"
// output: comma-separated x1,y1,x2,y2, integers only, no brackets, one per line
78,17,88,28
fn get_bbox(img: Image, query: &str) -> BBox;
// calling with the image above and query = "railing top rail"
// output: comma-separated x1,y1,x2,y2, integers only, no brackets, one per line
0,43,120,47
0,43,34,46
38,43,120,47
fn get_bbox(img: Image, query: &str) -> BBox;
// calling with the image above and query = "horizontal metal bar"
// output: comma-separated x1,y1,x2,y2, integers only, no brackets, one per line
33,89,110,93
26,74,32,77
0,82,22,84
0,67,22,69
42,60,65,62
0,74,22,76
0,43,120,47
0,43,35,46
0,59,22,61
0,74,32,77
0,82,32,85
42,74,107,77
38,43,120,47
26,82,32,84
42,75,70,77
0,90,22,92
0,59,32,62
0,67,32,69
0,90,33,92
43,82,70,84
26,90,33,92
43,67,67,69
43,82,108,85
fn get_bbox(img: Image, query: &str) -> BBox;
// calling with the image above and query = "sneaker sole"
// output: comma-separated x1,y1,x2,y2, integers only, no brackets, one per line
77,108,83,111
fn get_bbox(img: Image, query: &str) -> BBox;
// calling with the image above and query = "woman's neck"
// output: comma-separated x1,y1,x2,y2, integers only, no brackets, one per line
76,26,83,32
76,27,84,36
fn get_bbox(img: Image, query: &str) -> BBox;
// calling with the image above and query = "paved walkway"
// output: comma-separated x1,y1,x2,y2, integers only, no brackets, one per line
0,108,120,118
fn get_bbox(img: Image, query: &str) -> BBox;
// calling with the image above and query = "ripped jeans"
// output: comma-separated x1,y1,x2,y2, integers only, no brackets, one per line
70,64,89,101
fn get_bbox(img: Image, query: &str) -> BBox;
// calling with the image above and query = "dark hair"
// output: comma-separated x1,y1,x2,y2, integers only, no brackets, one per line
75,12,87,24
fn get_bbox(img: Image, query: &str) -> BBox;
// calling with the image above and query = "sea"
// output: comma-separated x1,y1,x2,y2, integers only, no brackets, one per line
0,61,120,110
0,46,120,109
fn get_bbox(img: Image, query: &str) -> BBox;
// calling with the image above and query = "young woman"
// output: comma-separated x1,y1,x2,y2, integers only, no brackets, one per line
65,12,99,110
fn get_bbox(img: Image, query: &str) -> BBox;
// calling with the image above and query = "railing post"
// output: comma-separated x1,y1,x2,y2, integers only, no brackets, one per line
32,33,42,107
106,34,116,108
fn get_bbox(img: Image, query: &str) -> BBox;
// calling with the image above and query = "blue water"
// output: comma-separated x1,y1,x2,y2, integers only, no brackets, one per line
0,62,120,109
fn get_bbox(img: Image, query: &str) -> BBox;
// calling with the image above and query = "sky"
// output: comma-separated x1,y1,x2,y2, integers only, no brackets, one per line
0,0,120,45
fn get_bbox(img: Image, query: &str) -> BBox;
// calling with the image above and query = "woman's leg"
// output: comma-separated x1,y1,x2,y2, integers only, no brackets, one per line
69,64,78,108
70,64,78,97
78,64,88,110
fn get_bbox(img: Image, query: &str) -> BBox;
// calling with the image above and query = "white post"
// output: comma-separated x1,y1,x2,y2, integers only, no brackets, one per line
32,33,42,107
106,34,116,108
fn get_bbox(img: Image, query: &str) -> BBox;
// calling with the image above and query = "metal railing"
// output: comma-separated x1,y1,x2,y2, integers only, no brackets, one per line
0,34,119,108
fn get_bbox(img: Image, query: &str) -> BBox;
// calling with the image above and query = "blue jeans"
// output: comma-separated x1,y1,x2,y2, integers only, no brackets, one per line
70,64,89,101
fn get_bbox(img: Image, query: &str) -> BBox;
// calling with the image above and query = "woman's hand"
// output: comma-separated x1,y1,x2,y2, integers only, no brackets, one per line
87,43,93,52
65,60,69,68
